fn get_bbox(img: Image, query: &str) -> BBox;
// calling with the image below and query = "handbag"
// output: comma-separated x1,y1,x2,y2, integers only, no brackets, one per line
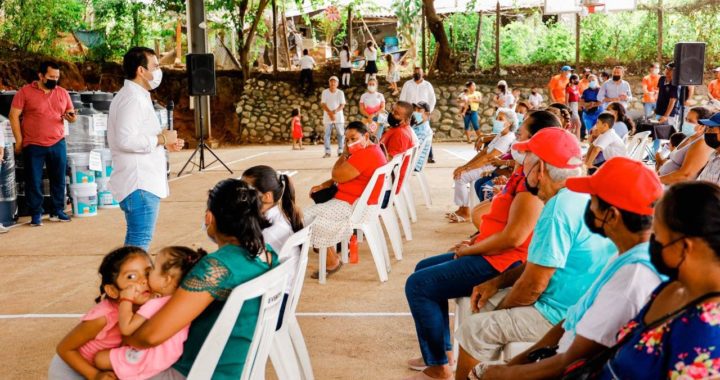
561,290,720,380
310,184,338,204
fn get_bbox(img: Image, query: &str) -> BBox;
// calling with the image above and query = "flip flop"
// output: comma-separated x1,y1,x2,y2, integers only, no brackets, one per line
310,261,343,279
447,212,468,224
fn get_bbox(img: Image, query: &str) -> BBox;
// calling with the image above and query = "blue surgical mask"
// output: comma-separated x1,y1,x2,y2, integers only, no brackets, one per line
492,119,506,133
589,80,598,89
413,112,424,124
517,113,525,124
681,122,697,136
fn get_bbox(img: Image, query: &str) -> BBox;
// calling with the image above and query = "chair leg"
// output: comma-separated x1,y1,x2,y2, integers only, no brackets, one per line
394,195,413,241
340,237,349,264
452,299,461,366
318,247,327,284
374,221,392,272
361,224,389,282
288,318,315,380
380,208,403,261
417,172,433,207
403,184,418,223
270,331,301,380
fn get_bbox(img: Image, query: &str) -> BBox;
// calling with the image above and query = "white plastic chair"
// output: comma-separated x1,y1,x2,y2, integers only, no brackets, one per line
270,225,315,380
378,155,405,261
412,131,435,208
187,256,295,380
318,160,395,284
400,146,420,224
627,131,652,161
395,148,417,240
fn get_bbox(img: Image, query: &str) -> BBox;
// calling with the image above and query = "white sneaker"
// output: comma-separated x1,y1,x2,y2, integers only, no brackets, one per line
0,224,8,234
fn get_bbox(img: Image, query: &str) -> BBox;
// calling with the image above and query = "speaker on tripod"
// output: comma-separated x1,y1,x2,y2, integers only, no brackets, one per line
672,42,705,86
178,53,233,176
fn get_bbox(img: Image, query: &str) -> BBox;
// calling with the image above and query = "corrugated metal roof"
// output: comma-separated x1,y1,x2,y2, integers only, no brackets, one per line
284,0,547,18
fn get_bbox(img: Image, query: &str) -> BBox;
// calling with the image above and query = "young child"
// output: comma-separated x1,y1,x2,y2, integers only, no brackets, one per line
584,112,627,172
291,108,304,150
385,54,400,96
93,246,207,379
566,74,581,139
51,246,153,380
411,102,433,172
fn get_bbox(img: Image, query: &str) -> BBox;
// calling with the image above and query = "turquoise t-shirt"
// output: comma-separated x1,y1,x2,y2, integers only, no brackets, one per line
528,188,617,325
173,244,278,379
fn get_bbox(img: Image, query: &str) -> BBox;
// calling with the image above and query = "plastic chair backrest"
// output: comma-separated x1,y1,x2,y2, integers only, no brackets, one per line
277,224,312,320
627,131,651,160
186,256,295,380
413,130,434,172
349,159,395,224
395,146,417,195
379,155,403,211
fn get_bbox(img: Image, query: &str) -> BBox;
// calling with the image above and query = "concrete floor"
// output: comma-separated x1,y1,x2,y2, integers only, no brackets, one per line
0,142,478,379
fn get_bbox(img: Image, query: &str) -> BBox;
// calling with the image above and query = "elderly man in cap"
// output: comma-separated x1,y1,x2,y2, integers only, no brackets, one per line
453,128,617,380
472,157,664,380
548,65,572,103
320,76,347,158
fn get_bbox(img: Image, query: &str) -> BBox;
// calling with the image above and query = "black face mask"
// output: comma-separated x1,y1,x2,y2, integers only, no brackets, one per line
612,75,621,82
413,73,422,81
524,177,540,196
387,112,401,128
44,79,58,89
649,234,685,281
705,133,720,149
583,202,607,237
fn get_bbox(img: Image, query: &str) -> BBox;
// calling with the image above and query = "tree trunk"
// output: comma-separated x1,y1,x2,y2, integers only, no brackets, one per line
471,11,482,71
347,6,353,51
494,1,500,76
236,0,271,85
422,0,454,73
657,0,663,63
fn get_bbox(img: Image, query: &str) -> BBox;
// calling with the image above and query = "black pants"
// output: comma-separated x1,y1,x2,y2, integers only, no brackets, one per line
23,139,67,216
299,69,313,95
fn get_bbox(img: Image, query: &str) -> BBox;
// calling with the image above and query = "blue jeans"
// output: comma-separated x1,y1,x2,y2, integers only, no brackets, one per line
324,123,345,154
473,173,498,202
119,189,160,251
463,111,480,131
405,253,507,366
643,102,656,118
22,139,67,216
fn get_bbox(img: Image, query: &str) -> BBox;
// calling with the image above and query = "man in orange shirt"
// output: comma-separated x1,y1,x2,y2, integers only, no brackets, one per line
548,65,572,103
578,68,592,94
642,63,660,117
708,67,720,106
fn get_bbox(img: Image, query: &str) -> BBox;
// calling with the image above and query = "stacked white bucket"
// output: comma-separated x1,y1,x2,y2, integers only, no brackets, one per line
94,149,119,209
67,152,98,217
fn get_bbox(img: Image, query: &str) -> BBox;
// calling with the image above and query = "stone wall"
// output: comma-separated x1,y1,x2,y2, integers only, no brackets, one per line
236,77,713,143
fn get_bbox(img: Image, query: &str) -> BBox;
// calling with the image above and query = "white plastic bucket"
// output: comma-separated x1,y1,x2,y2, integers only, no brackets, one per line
70,183,98,217
96,177,119,209
67,152,95,184
92,148,113,178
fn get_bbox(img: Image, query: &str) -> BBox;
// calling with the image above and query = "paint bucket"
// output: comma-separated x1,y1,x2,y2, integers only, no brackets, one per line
67,152,95,184
70,183,97,217
96,177,119,209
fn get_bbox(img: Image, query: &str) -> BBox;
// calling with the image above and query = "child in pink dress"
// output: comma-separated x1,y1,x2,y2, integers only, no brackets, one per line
94,246,207,380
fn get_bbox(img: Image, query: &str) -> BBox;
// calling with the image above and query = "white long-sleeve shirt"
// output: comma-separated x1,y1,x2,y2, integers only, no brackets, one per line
107,80,168,202
399,79,437,112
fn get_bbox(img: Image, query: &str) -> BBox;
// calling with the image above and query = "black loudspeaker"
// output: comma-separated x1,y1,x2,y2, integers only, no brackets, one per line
673,42,705,86
187,54,216,96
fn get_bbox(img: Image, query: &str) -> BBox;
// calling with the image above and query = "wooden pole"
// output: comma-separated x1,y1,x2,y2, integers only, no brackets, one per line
494,0,500,76
575,13,580,67
421,4,426,71
472,11,482,71
175,16,182,65
657,0,663,63
280,9,292,68
272,0,278,75
347,6,353,53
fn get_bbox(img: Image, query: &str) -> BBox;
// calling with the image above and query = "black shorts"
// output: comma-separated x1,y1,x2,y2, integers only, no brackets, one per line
365,60,378,74
340,67,351,74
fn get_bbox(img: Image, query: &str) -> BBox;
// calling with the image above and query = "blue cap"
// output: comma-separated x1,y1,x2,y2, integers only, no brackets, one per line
561,65,572,71
700,112,720,128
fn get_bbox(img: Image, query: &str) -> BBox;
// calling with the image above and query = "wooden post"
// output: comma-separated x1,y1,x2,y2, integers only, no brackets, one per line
494,0,500,76
154,38,161,56
575,13,580,67
657,0,663,63
421,4,426,71
272,0,278,74
472,11,482,71
281,9,292,68
347,6,353,52
174,16,182,65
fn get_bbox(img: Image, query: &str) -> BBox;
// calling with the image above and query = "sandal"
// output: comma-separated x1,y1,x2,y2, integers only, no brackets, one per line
310,261,343,279
447,212,468,224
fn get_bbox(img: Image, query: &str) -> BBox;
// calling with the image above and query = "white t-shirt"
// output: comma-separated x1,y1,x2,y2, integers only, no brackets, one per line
594,129,626,161
487,132,516,154
321,88,346,125
340,50,351,68
359,91,385,112
300,55,316,70
497,92,515,108
364,47,377,62
529,93,543,108
262,205,299,294
557,262,661,353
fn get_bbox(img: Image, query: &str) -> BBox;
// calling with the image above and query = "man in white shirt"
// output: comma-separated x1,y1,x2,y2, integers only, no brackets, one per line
400,67,437,162
299,49,316,96
598,66,633,108
528,89,543,109
321,76,346,158
107,47,183,251
584,113,626,171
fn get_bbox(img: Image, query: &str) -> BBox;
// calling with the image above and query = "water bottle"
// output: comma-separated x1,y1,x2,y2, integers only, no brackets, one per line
349,235,359,264
482,185,495,201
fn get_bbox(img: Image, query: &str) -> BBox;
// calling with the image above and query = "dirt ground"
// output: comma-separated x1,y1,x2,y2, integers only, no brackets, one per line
0,142,477,380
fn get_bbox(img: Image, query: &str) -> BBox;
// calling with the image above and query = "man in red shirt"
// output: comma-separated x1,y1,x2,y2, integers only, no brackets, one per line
380,101,415,158
9,61,76,226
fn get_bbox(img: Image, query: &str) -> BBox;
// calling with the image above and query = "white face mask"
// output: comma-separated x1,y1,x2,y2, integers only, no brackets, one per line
652,68,660,75
148,68,163,90
511,147,526,164
368,85,377,92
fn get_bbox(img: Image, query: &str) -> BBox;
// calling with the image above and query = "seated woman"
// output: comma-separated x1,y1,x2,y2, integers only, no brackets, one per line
448,108,517,223
402,112,565,380
594,182,720,379
605,102,635,138
305,121,387,279
122,178,278,379
547,103,574,135
657,106,714,185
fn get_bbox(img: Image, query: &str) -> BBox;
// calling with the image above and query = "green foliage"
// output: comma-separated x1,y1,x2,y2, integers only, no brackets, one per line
0,0,85,56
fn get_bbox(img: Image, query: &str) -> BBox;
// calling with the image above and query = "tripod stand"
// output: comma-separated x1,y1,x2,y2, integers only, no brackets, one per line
178,96,233,176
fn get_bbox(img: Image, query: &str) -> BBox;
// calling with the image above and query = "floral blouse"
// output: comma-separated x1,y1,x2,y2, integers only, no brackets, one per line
600,282,720,379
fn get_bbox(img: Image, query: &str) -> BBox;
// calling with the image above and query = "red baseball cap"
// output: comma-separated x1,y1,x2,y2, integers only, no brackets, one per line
512,127,582,169
566,157,662,216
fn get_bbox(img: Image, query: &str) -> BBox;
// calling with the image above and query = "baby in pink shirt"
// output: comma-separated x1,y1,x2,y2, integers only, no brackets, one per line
94,246,207,379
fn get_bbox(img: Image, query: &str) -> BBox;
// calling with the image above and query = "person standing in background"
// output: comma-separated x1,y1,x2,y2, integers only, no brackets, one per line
642,63,661,118
364,41,378,84
339,44,352,88
299,49,316,96
598,66,632,109
708,67,720,107
400,67,437,163
548,65,572,103
321,76,346,158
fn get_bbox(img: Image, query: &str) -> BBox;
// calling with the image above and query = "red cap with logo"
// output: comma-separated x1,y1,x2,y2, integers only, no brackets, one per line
566,157,662,216
512,127,583,169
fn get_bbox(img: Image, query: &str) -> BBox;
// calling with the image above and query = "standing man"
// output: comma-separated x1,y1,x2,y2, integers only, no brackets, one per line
642,63,661,117
9,61,76,226
299,49,316,96
578,68,592,95
598,66,633,109
708,68,720,107
548,65,572,103
400,67,437,163
108,47,183,251
321,76,346,158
